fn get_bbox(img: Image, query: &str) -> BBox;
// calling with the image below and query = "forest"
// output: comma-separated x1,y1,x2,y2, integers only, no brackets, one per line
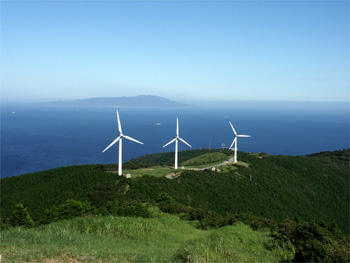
1,149,349,262
2,149,348,233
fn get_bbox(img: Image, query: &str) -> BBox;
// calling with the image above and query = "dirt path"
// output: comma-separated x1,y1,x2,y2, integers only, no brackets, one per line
165,157,236,179
165,171,182,179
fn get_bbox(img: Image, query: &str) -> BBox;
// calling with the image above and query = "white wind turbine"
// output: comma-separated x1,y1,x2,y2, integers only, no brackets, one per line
162,117,192,169
102,110,143,176
229,121,251,163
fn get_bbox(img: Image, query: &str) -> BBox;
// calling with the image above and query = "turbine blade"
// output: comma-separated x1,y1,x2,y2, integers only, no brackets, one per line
176,117,179,136
229,138,237,150
117,110,122,134
123,135,144,145
179,137,192,148
238,135,251,137
229,121,237,136
162,138,177,148
102,136,121,153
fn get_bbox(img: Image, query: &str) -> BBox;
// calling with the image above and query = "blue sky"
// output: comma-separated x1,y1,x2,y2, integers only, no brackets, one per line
1,1,349,102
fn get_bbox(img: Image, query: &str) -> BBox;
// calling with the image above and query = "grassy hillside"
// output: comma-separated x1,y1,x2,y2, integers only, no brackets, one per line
181,152,230,167
1,149,348,235
0,209,293,262
125,149,224,166
122,156,348,234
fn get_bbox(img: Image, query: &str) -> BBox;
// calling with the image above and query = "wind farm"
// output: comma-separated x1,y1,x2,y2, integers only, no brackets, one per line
3,108,348,263
101,109,255,173
4,107,349,263
2,0,349,261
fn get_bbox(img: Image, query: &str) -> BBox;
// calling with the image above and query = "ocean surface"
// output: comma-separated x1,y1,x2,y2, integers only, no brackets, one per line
1,102,349,178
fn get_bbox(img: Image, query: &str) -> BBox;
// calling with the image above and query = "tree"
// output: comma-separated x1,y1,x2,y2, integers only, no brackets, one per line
7,203,35,227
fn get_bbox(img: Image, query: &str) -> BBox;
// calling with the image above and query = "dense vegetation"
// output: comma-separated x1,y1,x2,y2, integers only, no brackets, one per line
306,149,349,174
0,209,295,262
1,149,349,261
1,149,348,233
1,202,348,262
1,165,115,222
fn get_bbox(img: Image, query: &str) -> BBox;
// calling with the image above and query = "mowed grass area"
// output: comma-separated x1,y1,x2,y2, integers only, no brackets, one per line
0,209,293,263
122,166,173,177
110,152,235,177
181,152,230,167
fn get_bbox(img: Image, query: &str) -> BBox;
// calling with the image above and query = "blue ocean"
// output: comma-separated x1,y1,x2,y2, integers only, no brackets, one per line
1,102,349,178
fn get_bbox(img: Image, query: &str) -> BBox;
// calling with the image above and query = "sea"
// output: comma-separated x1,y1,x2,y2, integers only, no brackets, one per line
1,101,349,178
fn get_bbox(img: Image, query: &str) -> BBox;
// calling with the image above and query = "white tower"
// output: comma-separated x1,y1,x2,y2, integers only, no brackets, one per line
163,117,192,169
229,121,251,163
102,110,143,175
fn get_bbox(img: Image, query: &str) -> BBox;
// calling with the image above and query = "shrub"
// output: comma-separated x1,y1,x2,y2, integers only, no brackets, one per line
57,199,95,220
39,205,59,224
156,192,175,204
271,218,349,262
105,201,152,218
39,199,96,224
229,213,277,231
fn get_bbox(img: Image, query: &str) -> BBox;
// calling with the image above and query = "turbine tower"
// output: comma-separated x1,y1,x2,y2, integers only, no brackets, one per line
229,121,251,163
102,110,143,176
163,117,192,169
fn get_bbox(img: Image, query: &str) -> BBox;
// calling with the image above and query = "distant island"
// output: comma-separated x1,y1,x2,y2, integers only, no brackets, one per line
35,95,191,108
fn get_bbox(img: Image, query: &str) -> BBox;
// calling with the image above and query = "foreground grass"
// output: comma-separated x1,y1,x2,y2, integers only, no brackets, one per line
0,210,293,262
177,224,293,263
2,214,197,262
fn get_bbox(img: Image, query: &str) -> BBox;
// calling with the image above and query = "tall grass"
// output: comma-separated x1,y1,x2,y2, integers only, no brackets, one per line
1,211,203,262
176,222,293,263
1,211,293,262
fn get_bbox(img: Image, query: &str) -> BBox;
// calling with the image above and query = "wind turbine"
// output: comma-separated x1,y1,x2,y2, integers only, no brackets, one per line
229,121,251,163
163,117,192,169
102,110,143,176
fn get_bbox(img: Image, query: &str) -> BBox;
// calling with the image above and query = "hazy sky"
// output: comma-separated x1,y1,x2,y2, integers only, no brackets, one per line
1,0,349,102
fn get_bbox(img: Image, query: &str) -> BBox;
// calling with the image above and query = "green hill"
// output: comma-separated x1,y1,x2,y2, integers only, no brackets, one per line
1,149,348,235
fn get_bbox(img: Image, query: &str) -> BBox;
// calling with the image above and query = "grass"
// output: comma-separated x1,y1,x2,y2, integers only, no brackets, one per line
181,152,230,167
1,211,201,262
122,166,173,177
110,152,235,177
177,223,293,263
0,208,293,262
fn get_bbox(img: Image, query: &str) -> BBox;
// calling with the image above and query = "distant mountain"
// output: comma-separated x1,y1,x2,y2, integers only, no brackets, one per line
36,95,191,108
